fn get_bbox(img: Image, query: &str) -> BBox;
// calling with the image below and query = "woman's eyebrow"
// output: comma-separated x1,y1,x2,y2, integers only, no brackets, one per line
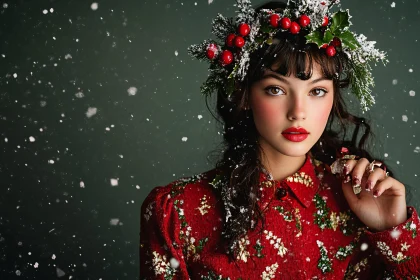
261,73,290,84
260,73,331,85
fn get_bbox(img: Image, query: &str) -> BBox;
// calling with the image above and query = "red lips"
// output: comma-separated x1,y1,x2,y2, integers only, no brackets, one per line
282,127,309,134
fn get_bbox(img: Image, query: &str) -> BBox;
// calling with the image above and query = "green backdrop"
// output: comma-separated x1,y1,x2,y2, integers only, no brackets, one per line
0,0,419,278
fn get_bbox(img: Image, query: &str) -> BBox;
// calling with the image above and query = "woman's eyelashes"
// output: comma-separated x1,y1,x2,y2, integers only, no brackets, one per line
264,86,328,97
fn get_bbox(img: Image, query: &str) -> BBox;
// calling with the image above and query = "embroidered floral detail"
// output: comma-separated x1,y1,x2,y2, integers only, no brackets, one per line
151,251,177,278
376,241,411,264
401,242,411,251
171,174,204,197
196,195,211,216
201,270,231,280
335,242,355,260
343,258,368,280
316,240,332,274
286,171,314,188
261,262,279,280
174,199,188,228
144,201,155,222
405,220,417,239
264,230,288,257
273,206,293,222
335,227,365,261
294,208,303,237
253,239,265,258
272,207,302,236
313,194,332,230
209,172,228,189
313,194,356,235
174,200,203,261
196,237,209,254
236,234,251,263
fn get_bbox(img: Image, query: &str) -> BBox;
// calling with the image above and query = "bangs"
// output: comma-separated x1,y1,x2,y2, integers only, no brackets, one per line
250,38,342,84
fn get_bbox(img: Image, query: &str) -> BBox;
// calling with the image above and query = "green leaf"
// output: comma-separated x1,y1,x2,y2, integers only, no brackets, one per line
339,30,360,50
305,30,324,47
305,30,334,47
226,76,235,97
323,30,334,44
330,10,350,36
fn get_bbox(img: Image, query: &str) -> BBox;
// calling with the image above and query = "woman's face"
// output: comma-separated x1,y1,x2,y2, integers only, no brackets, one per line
249,62,334,157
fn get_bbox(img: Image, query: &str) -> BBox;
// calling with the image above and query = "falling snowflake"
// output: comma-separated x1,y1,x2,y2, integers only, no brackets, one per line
29,136,35,142
182,137,188,142
409,90,415,96
127,87,137,96
402,115,408,122
80,181,85,188
91,2,98,10
391,2,396,8
198,115,203,120
110,178,119,186
110,218,120,226
86,107,97,118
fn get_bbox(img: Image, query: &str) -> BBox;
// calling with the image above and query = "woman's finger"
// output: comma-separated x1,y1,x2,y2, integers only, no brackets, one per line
365,167,388,192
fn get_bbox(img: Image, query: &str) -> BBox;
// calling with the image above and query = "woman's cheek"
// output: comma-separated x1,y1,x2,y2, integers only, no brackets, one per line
253,100,280,124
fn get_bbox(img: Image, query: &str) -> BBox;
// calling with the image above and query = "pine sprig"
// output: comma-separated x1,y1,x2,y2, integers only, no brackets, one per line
187,40,219,61
233,0,255,24
212,14,236,41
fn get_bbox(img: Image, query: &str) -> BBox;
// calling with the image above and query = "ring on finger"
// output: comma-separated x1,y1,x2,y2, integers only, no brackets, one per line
366,160,383,174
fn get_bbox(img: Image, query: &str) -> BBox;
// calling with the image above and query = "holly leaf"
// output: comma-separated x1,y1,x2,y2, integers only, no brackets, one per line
330,10,351,36
306,30,334,47
339,30,360,50
323,30,334,45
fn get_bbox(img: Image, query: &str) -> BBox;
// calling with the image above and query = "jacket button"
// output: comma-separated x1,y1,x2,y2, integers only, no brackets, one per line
276,188,288,201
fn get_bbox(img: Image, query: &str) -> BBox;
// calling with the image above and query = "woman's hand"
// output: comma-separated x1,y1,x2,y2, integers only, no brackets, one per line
340,158,407,232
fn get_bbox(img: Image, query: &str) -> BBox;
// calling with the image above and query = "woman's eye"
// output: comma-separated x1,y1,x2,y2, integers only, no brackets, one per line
265,86,285,96
310,88,327,97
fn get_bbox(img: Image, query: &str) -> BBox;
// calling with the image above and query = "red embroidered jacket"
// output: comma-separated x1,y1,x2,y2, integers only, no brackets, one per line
139,153,420,279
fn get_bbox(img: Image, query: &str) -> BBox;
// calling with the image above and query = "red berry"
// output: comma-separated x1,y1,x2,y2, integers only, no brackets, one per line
289,22,301,34
269,14,281,28
206,43,218,60
299,15,311,27
234,36,245,48
280,17,291,29
238,23,251,37
322,16,329,27
225,33,236,47
331,37,341,47
326,45,336,57
321,43,328,48
220,50,234,66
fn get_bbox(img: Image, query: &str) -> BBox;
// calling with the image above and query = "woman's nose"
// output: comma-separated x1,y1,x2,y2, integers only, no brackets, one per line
287,96,306,121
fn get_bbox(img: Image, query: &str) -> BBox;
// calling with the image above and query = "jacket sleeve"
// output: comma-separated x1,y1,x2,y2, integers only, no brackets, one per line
363,206,420,279
346,206,420,279
139,185,190,279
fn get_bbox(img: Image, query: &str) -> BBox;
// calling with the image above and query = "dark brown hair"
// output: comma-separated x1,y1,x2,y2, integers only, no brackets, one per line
205,0,406,262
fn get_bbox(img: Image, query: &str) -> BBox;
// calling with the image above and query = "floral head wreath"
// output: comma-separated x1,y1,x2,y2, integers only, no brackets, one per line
187,0,388,112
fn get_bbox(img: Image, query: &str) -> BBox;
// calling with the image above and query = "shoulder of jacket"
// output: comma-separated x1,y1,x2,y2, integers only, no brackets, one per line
143,169,219,205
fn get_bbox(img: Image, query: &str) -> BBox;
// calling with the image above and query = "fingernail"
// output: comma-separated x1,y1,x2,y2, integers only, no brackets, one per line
373,190,379,197
343,174,351,183
353,177,360,185
365,181,371,191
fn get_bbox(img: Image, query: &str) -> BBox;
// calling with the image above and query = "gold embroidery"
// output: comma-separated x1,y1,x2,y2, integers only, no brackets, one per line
264,230,288,257
286,171,314,188
196,194,211,216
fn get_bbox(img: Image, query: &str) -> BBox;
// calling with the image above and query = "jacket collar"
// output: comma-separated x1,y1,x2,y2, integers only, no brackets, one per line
259,152,324,208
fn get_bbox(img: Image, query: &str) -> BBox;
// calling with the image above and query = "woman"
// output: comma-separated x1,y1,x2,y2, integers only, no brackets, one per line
139,0,420,279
